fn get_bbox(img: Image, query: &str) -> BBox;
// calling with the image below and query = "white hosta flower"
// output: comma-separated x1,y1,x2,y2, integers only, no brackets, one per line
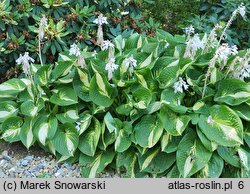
124,55,137,76
238,4,246,17
40,15,48,28
124,55,137,68
184,25,195,35
101,40,114,51
207,115,214,124
217,43,238,66
184,34,204,59
93,14,108,26
69,43,81,57
173,77,189,93
105,58,118,80
233,58,250,80
16,52,35,75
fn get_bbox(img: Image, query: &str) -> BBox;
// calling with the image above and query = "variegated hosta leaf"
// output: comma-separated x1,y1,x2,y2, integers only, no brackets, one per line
132,85,152,109
33,116,58,146
115,129,131,153
199,153,224,178
52,123,79,156
198,105,243,147
237,148,250,171
89,72,116,107
214,79,250,106
197,128,218,152
233,103,250,121
76,112,92,135
20,117,35,149
79,150,115,178
161,132,182,153
134,115,163,148
104,112,118,133
0,78,26,95
78,118,101,156
161,88,187,113
20,100,38,117
50,87,78,106
1,116,23,143
217,146,241,168
159,106,190,136
138,148,175,174
155,59,180,89
51,61,73,81
176,131,212,178
56,109,79,124
34,65,52,86
116,150,139,178
0,101,18,123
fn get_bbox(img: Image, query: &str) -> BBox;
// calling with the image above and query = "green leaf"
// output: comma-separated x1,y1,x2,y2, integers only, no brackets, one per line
0,101,18,123
156,59,180,89
20,100,38,117
197,128,217,152
89,73,117,107
79,150,115,178
237,148,250,171
177,131,212,178
200,153,224,178
233,103,250,121
33,116,58,146
138,148,175,174
20,117,35,149
52,123,79,156
134,115,163,148
161,132,182,153
198,105,243,147
0,78,26,94
214,79,250,106
116,150,139,178
159,106,190,136
1,116,23,143
77,112,92,135
34,65,51,86
104,112,117,133
56,109,79,124
132,86,152,109
115,129,131,152
161,88,187,113
50,87,78,106
217,146,241,168
51,61,73,81
78,118,101,156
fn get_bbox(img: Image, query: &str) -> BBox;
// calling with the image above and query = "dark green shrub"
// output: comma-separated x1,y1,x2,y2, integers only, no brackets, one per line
142,0,200,34
188,0,250,48
0,0,158,81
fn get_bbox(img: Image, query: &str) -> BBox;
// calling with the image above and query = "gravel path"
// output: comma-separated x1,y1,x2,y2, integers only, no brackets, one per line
0,140,120,178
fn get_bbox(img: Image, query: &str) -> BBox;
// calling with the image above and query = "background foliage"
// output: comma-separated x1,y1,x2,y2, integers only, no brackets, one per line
188,0,250,48
0,0,159,81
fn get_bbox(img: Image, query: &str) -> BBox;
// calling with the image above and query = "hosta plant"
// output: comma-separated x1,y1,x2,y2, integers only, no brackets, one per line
0,5,250,178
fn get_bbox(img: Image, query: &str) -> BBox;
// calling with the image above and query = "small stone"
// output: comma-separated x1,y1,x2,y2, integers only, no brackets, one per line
0,170,5,178
24,156,33,161
9,167,16,173
21,160,29,166
3,155,11,161
0,160,7,166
